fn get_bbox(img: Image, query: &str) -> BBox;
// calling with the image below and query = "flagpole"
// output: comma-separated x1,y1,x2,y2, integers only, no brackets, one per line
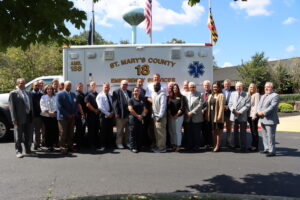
92,0,94,45
150,3,152,44
208,0,212,44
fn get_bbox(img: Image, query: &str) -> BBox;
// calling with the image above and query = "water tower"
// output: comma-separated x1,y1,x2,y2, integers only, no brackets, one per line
123,2,145,44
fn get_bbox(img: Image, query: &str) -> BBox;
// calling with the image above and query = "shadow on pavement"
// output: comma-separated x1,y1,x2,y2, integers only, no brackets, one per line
276,147,300,157
184,172,300,198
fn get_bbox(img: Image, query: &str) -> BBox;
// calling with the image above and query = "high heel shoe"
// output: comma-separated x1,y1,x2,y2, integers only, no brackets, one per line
213,148,220,152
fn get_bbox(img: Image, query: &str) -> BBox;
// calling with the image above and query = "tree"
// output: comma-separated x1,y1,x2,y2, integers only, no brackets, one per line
271,64,293,94
237,52,270,92
0,43,62,92
290,62,300,93
120,40,130,44
68,31,114,45
0,0,86,50
165,38,186,44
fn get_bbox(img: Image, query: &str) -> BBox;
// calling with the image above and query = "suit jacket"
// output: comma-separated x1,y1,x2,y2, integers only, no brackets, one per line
256,92,280,125
249,93,260,118
206,93,225,123
228,91,250,122
201,90,211,112
56,90,77,120
185,91,203,123
112,88,132,118
222,88,234,118
9,89,34,124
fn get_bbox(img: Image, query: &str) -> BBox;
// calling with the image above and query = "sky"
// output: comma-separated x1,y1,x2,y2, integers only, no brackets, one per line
68,0,300,68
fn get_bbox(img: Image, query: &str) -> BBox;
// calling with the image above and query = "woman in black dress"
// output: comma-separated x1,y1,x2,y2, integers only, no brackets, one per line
128,87,147,153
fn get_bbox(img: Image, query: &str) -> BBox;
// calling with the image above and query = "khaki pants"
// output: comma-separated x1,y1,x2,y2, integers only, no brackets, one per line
58,120,75,149
116,117,129,146
153,117,167,150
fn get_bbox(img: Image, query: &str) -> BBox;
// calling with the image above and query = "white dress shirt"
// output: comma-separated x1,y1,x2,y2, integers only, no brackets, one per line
40,95,57,117
96,92,113,117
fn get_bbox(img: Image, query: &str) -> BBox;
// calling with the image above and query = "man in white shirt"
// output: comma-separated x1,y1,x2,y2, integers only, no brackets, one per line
96,82,115,149
145,73,167,102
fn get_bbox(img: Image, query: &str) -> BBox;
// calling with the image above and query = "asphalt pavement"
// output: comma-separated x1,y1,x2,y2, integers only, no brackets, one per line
0,117,299,200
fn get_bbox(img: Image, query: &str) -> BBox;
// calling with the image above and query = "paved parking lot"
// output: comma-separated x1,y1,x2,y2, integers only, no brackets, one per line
0,129,299,200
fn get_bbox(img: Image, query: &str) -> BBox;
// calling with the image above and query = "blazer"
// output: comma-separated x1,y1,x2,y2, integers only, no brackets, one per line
9,89,34,124
206,93,225,123
112,88,132,118
201,90,211,112
185,91,203,123
228,91,251,122
248,93,260,118
222,88,234,118
56,90,77,120
256,92,280,125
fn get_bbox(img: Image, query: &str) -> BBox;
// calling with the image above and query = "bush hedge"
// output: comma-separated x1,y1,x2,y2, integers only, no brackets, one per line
278,102,294,113
279,94,300,104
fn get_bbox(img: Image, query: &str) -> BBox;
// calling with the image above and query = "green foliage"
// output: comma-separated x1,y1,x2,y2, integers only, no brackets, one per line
0,43,62,93
271,64,293,94
0,0,86,50
278,102,294,113
188,0,201,6
67,31,114,45
120,40,130,44
279,94,300,104
165,38,186,44
237,52,270,91
290,62,300,93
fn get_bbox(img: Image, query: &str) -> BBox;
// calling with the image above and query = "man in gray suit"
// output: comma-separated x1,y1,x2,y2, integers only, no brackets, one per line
9,78,34,158
229,82,250,152
185,82,203,151
256,82,280,157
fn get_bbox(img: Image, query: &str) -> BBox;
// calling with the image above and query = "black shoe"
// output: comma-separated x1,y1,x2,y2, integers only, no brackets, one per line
260,151,269,154
266,153,276,157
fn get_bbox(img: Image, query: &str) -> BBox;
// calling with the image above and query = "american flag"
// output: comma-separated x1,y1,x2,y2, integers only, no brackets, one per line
207,8,218,45
144,0,152,34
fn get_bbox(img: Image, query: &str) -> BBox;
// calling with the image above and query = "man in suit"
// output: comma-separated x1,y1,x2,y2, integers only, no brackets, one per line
113,80,132,149
9,78,34,158
56,81,77,153
256,82,280,157
186,82,203,151
201,80,212,150
74,82,86,150
229,82,250,152
222,79,234,147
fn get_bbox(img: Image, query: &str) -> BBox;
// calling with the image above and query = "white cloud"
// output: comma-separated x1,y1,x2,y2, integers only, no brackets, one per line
283,0,295,7
74,0,205,31
286,45,295,52
230,0,272,16
282,17,297,25
222,62,233,68
268,57,279,61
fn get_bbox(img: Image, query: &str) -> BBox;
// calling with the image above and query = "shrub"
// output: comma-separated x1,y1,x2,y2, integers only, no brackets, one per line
278,102,294,113
279,94,300,104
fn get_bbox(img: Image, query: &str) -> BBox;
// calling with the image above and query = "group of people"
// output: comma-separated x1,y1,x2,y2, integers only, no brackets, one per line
9,73,280,158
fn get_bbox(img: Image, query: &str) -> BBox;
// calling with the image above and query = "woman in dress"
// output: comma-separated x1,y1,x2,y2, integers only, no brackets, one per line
247,83,260,152
206,82,225,152
40,84,59,152
167,83,187,152
128,87,147,153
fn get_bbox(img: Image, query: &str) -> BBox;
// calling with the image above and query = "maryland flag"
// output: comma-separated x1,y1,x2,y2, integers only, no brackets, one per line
207,8,218,45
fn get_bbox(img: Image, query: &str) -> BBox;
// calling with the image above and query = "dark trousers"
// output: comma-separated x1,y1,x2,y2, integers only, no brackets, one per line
128,118,143,150
14,120,33,154
234,120,247,150
202,119,212,146
42,116,59,148
187,121,202,150
181,121,188,148
86,113,100,148
58,120,75,149
248,117,259,149
100,116,114,148
74,115,86,148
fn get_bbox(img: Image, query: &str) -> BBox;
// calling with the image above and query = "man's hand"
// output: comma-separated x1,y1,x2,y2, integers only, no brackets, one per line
187,112,193,118
224,105,229,110
13,120,17,125
156,118,161,122
257,111,265,117
108,113,114,118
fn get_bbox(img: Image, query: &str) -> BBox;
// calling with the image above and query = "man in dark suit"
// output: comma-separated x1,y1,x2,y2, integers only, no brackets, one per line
222,79,234,147
9,78,34,158
201,80,212,150
112,80,132,149
256,82,280,157
56,81,77,153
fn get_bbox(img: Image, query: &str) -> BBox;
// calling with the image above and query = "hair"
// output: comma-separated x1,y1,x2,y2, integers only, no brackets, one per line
103,82,110,87
265,82,273,88
76,82,83,87
212,82,222,95
31,81,39,90
203,80,211,85
235,81,243,87
44,84,55,96
183,80,189,85
153,73,160,78
223,79,231,84
16,78,25,84
188,82,196,87
247,83,257,95
52,79,59,84
120,80,128,85
171,83,182,98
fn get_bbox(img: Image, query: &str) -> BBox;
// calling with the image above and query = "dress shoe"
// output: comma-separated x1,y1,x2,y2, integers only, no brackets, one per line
260,151,269,154
131,149,138,153
266,153,276,157
117,144,124,149
16,153,23,158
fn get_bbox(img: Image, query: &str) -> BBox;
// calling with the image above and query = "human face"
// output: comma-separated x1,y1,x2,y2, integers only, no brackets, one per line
264,83,273,94
77,84,83,92
183,82,189,92
249,84,255,94
46,87,53,96
52,81,58,90
173,85,179,94
17,80,25,90
203,82,210,92
65,82,71,92
121,82,128,90
224,81,231,90
235,84,243,92
90,82,97,91
153,75,160,83
39,80,44,89
133,88,139,97
33,82,39,91
213,84,219,94
154,82,161,92
137,79,143,88
103,84,110,94
189,84,196,93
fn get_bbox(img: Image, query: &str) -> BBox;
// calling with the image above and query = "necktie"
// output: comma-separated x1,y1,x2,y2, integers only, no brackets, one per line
67,92,73,104
22,91,30,113
123,90,129,102
204,93,207,101
106,93,112,112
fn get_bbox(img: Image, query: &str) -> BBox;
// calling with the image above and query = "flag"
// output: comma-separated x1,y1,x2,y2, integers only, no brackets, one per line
207,8,218,45
144,0,152,34
88,16,95,45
